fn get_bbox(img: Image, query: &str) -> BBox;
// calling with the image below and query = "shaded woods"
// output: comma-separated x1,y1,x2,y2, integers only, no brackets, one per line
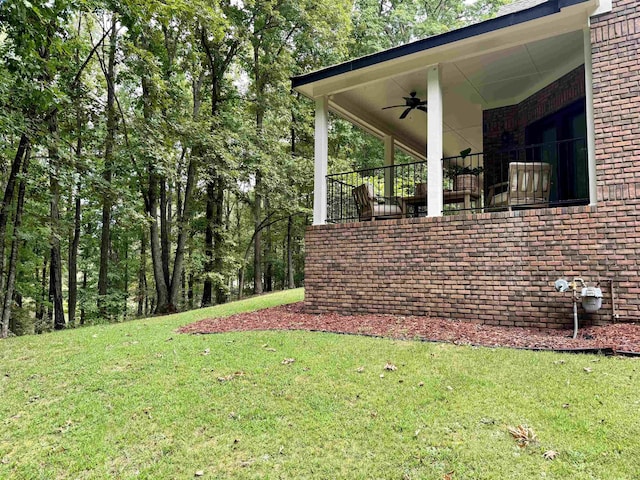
0,0,504,336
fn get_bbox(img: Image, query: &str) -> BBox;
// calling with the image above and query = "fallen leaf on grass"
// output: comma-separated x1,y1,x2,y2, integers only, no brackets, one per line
356,366,365,373
543,450,558,460
384,362,397,371
584,367,592,373
281,358,295,365
444,471,455,480
218,371,245,382
507,424,537,447
55,419,74,434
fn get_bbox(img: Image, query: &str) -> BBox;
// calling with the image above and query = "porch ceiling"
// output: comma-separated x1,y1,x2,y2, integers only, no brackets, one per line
295,1,594,160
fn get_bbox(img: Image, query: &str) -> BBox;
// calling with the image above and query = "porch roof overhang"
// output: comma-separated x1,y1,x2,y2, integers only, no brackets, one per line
293,0,602,160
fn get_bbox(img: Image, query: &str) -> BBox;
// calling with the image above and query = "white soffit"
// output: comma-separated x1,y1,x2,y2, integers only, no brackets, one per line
299,1,594,158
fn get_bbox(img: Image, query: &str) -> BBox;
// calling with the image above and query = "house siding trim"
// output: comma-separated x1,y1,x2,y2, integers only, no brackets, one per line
292,0,592,90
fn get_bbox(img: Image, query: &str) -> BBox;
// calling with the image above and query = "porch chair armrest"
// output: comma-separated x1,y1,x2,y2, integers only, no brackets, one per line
487,181,509,207
487,181,508,196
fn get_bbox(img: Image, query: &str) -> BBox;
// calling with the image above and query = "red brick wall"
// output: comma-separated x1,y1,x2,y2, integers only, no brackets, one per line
483,65,586,157
306,202,640,328
591,0,640,201
304,0,640,328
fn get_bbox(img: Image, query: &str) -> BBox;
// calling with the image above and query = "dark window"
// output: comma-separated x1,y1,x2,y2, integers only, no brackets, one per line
525,99,587,204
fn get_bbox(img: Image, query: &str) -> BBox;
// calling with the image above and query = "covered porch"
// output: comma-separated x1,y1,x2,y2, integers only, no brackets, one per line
293,0,600,225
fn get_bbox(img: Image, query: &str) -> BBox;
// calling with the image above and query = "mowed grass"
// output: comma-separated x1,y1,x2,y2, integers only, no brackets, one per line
0,289,639,479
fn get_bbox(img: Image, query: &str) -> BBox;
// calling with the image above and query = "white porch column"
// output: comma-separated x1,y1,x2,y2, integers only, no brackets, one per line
584,26,598,205
383,135,395,198
427,65,444,216
313,96,329,225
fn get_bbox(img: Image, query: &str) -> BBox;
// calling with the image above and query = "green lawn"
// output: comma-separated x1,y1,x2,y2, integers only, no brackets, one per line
0,288,638,479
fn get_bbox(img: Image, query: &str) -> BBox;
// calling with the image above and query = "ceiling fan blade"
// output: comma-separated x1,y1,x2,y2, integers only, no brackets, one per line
416,105,428,112
399,107,413,119
382,104,406,110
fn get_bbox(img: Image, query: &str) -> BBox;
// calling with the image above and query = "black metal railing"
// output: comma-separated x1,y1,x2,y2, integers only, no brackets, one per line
326,161,428,223
326,138,589,223
442,152,484,214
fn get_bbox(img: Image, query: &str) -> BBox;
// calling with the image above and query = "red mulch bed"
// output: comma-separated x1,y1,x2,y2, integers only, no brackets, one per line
178,302,640,354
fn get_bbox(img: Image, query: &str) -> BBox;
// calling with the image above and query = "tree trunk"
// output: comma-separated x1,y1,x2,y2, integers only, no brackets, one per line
213,177,226,304
97,15,118,317
123,238,129,319
287,215,294,289
140,71,171,314
48,110,65,330
264,198,272,292
137,229,146,317
201,182,214,307
68,114,82,327
169,154,195,306
253,172,263,295
0,142,30,338
253,39,265,295
0,134,29,311
36,258,47,326
79,270,86,325
160,178,170,289
188,271,194,310
148,170,170,313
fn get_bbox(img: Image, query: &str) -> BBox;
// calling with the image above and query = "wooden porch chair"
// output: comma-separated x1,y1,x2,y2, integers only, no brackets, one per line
352,184,405,221
488,162,552,209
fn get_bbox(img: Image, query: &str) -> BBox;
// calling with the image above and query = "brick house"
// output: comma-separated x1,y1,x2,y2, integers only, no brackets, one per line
292,0,640,329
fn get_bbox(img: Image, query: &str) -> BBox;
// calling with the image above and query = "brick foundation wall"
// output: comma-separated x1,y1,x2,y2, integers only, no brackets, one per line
304,0,640,328
306,202,640,328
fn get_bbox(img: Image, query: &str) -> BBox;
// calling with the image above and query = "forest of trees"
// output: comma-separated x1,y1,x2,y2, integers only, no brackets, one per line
0,0,506,337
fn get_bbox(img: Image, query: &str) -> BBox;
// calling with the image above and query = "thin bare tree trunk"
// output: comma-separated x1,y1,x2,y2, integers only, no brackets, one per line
169,154,195,305
253,172,263,295
0,134,29,312
48,110,65,330
213,178,226,304
160,178,170,289
287,215,294,289
36,259,47,327
98,15,118,317
137,229,146,317
201,182,214,307
1,143,31,337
